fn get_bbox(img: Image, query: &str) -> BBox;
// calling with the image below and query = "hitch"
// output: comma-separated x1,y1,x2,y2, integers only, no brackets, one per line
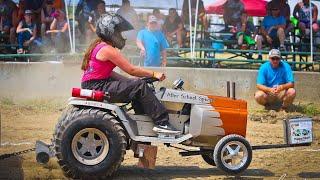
35,140,55,164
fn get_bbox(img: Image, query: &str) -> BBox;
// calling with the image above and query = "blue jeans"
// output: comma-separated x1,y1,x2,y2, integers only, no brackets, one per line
17,31,42,49
17,31,32,49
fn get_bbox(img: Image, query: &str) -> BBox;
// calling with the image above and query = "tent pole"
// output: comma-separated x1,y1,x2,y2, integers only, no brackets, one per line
64,0,73,53
310,0,313,63
193,0,199,60
72,0,76,53
188,0,193,58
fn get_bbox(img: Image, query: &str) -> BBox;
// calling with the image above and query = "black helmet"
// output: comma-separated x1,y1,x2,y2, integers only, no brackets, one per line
96,12,134,49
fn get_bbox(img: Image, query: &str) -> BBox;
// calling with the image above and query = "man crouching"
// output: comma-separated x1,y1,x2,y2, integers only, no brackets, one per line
254,49,296,111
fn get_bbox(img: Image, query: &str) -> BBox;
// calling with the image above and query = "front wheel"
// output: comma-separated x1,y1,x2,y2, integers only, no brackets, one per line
53,107,127,179
213,134,252,174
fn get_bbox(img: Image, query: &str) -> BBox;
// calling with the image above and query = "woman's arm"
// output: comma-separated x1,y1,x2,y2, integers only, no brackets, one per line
29,25,37,42
96,46,154,78
313,5,318,23
16,21,26,33
96,46,165,81
41,9,46,23
50,18,57,30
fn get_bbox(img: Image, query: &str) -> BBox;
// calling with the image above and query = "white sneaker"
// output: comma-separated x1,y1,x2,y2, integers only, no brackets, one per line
153,124,181,134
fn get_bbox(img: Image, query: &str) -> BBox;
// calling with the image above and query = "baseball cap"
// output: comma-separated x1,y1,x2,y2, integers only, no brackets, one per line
148,15,157,23
269,49,281,58
25,10,33,15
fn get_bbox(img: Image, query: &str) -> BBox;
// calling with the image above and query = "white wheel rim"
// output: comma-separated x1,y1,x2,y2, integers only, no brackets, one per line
220,141,248,170
71,128,109,165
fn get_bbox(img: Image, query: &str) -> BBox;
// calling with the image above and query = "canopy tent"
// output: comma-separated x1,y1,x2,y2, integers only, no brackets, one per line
205,0,268,17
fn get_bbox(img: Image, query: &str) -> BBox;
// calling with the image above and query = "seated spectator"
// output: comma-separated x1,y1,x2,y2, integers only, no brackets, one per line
41,0,55,38
0,0,17,46
75,0,99,43
163,8,184,48
24,0,46,29
136,15,169,67
181,0,208,30
88,0,106,33
16,10,40,54
116,0,139,42
46,9,69,53
255,49,296,111
256,5,286,52
223,0,248,47
293,0,319,36
267,0,293,34
153,8,165,30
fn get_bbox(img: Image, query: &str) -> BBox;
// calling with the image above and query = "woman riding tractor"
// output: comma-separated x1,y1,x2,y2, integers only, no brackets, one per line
81,12,179,133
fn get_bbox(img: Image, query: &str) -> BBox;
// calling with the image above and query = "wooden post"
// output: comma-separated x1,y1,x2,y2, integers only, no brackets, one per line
137,144,158,169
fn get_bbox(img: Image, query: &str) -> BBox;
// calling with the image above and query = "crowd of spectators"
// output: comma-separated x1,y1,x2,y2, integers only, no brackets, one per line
0,0,318,62
0,0,68,54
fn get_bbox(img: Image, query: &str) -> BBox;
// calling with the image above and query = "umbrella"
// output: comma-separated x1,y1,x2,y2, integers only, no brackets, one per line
205,0,268,17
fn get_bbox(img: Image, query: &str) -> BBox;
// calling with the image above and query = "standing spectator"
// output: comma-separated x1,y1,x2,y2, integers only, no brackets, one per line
88,0,106,33
153,8,165,30
75,0,99,42
116,0,139,41
181,0,208,30
41,0,55,38
16,10,38,54
256,5,286,51
13,0,26,25
293,0,319,36
0,0,17,46
163,8,184,48
267,0,293,34
136,15,169,67
46,9,69,53
255,49,296,111
223,0,248,47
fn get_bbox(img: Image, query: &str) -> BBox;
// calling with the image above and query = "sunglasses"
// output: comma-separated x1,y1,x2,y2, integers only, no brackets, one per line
271,57,280,61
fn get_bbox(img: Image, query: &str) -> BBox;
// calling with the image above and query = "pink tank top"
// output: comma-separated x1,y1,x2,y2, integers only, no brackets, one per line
81,43,116,82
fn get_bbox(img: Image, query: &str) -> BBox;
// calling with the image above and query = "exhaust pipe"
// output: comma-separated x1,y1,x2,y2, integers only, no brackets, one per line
35,140,54,164
232,82,236,100
227,81,230,98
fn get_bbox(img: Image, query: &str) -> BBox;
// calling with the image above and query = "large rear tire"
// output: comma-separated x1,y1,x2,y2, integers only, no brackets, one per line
53,106,127,179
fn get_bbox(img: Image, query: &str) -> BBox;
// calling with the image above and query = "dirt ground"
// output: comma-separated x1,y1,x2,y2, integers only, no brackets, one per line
0,99,319,179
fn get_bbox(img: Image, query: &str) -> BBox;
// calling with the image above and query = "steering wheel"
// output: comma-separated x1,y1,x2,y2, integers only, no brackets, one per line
141,77,159,84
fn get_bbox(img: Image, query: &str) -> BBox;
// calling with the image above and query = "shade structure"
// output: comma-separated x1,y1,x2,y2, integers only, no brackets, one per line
205,0,268,17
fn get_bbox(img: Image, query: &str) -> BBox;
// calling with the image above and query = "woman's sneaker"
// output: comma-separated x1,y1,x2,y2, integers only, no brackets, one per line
153,124,180,134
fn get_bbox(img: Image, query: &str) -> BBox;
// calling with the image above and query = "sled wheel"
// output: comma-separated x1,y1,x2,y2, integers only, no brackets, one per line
214,134,252,174
200,148,216,166
53,106,127,179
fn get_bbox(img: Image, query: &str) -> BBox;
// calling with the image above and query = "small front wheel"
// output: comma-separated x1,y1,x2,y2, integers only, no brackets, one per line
214,134,252,174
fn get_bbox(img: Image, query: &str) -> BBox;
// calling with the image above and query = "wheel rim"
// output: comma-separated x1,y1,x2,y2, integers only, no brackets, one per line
220,141,248,170
71,128,109,165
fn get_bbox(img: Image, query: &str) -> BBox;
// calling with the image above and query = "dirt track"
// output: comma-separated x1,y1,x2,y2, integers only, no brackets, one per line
0,99,319,179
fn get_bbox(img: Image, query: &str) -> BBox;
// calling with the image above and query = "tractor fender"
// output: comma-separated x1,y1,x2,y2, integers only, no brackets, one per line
68,98,139,139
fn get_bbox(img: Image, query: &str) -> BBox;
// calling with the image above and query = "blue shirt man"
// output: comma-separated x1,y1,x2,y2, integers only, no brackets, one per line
257,60,294,88
262,15,286,37
137,15,169,67
255,49,296,110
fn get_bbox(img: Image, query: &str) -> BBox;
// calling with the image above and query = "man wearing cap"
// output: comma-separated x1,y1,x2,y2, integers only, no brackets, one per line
136,15,169,67
255,49,296,110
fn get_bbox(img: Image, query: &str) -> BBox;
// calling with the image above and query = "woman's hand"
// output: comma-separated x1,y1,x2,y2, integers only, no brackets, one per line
153,71,166,81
